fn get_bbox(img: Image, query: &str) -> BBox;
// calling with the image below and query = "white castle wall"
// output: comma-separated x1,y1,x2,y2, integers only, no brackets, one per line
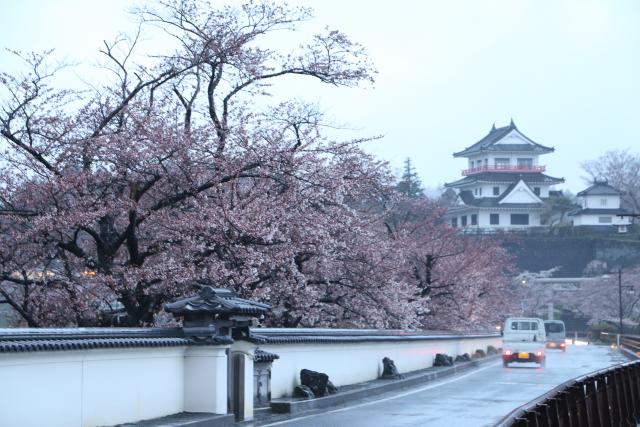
0,345,229,427
262,336,501,398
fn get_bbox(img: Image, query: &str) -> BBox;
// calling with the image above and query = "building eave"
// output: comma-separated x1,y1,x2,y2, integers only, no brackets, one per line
452,122,555,158
445,172,565,188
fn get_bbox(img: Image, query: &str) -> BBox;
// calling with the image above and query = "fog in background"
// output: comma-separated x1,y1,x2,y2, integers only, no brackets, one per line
2,0,639,194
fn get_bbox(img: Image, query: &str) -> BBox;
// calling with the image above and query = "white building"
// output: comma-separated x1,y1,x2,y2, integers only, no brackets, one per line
568,180,632,232
445,120,564,230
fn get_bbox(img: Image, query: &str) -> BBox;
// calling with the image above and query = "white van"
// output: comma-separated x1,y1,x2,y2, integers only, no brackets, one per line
544,320,566,351
502,317,546,367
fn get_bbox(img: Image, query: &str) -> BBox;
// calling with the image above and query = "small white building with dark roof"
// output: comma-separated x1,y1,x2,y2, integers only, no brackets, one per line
568,180,632,232
444,120,564,230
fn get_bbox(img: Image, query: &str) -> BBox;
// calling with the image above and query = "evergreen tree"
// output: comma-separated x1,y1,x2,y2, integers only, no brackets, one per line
397,158,424,198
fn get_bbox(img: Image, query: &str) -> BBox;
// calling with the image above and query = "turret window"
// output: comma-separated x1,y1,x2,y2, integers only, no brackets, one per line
495,158,510,168
461,215,467,226
490,214,500,225
471,214,478,225
510,214,529,225
517,158,533,168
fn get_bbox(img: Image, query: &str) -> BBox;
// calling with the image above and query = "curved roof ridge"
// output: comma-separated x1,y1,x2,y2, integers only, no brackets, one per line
577,181,622,197
453,122,554,157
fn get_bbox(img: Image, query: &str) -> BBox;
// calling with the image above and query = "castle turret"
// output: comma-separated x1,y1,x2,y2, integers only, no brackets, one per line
445,121,564,229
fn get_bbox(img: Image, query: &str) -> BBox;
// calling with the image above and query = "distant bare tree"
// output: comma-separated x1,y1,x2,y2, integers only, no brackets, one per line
582,150,640,213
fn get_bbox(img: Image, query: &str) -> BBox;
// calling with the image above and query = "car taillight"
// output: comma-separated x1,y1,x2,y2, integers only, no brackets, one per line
560,342,566,347
536,351,543,357
503,350,512,356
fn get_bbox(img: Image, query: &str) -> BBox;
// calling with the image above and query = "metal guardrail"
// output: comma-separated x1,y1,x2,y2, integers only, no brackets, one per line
495,360,640,426
601,332,640,360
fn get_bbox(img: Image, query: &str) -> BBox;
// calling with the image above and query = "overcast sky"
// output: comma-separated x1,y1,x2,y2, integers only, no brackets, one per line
2,0,640,195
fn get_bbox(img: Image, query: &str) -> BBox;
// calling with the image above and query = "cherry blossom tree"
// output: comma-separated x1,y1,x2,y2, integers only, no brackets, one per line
384,198,517,331
0,0,516,329
0,0,380,326
568,265,640,327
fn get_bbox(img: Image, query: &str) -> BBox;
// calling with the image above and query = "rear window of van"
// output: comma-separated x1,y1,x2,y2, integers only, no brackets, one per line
510,321,538,330
545,323,564,333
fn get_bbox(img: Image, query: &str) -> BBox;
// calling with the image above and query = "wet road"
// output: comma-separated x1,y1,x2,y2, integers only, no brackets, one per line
260,343,625,427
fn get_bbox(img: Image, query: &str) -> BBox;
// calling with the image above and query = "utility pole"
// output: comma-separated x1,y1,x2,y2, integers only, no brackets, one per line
618,267,623,335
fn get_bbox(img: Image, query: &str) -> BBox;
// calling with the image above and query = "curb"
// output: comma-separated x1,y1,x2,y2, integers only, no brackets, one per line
270,354,501,414
113,412,235,427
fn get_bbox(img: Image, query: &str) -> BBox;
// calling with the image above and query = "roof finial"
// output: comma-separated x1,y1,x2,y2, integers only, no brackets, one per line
491,122,496,131
594,176,608,185
510,118,516,129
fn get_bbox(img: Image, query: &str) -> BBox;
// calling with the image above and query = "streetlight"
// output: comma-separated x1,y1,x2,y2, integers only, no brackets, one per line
601,268,634,335
604,267,634,335
617,267,623,335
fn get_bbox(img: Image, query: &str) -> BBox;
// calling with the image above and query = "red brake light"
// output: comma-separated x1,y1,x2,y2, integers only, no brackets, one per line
503,350,512,356
535,351,543,357
560,342,566,347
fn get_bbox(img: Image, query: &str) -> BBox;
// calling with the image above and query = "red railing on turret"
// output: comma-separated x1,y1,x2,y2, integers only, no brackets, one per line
461,165,546,176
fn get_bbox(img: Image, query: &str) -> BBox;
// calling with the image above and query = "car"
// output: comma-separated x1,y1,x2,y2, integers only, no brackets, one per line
544,320,566,351
502,317,546,367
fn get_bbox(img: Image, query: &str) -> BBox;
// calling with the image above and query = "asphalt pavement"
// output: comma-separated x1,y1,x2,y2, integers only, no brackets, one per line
256,343,626,427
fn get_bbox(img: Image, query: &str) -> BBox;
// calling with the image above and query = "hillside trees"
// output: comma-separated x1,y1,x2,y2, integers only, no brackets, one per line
540,191,577,226
0,0,516,329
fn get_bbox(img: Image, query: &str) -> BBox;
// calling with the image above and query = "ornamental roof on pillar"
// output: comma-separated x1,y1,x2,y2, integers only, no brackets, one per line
453,120,554,158
165,285,270,318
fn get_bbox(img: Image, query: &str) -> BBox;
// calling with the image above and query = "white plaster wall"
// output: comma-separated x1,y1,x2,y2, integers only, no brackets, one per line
478,210,493,226
0,346,207,427
583,195,621,209
499,186,538,204
475,211,541,228
479,184,501,196
572,214,631,226
0,353,83,427
262,337,501,398
183,346,229,414
530,211,541,226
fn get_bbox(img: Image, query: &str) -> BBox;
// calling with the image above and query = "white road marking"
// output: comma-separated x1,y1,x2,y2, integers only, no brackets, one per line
261,361,501,426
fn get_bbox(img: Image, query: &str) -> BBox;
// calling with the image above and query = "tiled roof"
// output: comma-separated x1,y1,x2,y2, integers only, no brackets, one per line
453,121,554,157
577,181,622,197
165,285,270,317
568,208,630,216
247,328,499,345
0,337,190,353
0,327,231,353
254,348,280,363
457,191,544,209
445,172,564,188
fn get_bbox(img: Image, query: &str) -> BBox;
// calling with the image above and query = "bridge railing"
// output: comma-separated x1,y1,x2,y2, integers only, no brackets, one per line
495,360,640,426
601,332,640,359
